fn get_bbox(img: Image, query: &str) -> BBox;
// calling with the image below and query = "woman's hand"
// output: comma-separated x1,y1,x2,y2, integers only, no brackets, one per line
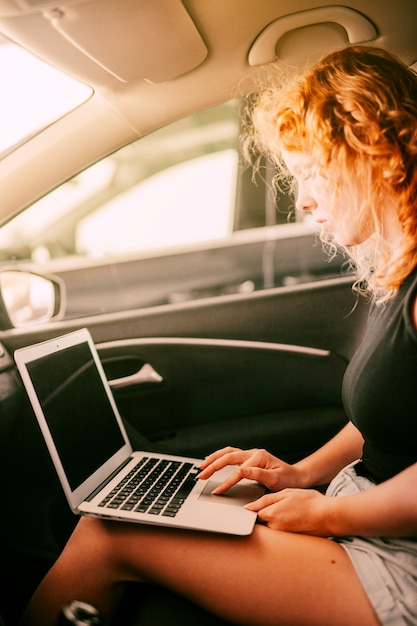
246,488,332,536
198,446,307,494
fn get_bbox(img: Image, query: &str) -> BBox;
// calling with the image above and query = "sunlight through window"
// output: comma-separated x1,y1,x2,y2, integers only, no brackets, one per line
0,41,92,153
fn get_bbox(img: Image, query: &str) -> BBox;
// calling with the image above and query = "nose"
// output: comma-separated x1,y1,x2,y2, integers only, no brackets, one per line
296,182,317,212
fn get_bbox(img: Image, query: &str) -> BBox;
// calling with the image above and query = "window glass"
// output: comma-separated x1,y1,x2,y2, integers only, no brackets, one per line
76,149,238,257
0,41,91,154
0,101,242,262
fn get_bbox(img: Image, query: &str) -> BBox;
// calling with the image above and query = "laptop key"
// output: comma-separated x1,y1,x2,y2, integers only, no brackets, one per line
161,468,200,517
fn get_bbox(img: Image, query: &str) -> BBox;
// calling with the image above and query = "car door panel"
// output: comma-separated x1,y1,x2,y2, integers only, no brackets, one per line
100,337,349,461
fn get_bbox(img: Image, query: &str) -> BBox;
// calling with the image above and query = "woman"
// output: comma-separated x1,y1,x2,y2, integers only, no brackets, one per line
20,45,417,626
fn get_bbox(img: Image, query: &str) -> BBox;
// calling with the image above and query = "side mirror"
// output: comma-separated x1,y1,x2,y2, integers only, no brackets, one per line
0,270,65,328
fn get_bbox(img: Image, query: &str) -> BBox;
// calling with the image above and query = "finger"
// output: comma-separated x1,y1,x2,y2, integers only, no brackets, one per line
198,446,239,471
211,463,271,495
255,505,279,529
210,468,246,494
245,492,281,511
238,466,280,491
198,450,248,480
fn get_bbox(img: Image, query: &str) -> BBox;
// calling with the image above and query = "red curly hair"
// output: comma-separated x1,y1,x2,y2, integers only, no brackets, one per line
244,45,417,299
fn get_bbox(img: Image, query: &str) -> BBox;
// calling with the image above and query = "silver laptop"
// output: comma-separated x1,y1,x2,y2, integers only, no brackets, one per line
14,328,263,535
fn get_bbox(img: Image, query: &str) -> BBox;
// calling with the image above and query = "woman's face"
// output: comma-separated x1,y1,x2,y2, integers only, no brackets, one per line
282,149,369,247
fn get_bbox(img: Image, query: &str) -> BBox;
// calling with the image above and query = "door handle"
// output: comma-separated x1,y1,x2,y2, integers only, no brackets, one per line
109,363,163,389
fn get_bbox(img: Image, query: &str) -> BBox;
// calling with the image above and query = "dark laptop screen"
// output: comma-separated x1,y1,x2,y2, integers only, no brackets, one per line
26,341,126,490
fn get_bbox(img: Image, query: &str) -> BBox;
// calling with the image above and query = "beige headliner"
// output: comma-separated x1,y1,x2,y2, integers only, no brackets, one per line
0,0,416,223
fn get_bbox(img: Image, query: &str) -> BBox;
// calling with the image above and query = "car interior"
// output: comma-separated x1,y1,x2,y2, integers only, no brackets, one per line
0,1,416,624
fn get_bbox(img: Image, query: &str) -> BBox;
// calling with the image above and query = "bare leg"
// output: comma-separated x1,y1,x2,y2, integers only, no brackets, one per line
20,516,380,626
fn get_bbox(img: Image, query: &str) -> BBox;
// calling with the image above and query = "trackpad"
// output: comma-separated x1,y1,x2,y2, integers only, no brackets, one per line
199,481,264,507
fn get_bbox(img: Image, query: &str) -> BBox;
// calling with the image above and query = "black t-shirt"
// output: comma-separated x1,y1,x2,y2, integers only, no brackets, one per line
343,267,417,483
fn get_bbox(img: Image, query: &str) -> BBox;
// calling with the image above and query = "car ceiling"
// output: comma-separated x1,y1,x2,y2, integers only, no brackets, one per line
0,0,417,224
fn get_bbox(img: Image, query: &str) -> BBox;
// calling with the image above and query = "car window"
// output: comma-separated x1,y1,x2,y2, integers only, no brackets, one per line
0,102,242,261
0,100,345,323
76,149,238,257
0,41,91,154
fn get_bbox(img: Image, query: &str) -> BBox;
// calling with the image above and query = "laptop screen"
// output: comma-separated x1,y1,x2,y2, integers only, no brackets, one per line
25,340,126,490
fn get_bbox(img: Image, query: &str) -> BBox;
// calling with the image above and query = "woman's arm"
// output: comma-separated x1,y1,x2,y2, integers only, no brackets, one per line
293,420,364,487
327,460,417,537
199,421,364,493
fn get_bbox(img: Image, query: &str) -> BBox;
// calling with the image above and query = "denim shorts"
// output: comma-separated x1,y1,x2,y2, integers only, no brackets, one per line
326,463,417,626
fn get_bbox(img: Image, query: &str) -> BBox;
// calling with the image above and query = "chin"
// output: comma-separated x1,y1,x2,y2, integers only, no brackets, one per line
332,233,362,247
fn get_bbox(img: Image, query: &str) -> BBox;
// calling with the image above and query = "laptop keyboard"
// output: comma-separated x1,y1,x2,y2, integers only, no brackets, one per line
98,457,201,517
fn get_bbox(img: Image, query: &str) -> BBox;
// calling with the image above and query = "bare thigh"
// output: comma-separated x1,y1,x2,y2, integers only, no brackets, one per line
83,519,381,626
